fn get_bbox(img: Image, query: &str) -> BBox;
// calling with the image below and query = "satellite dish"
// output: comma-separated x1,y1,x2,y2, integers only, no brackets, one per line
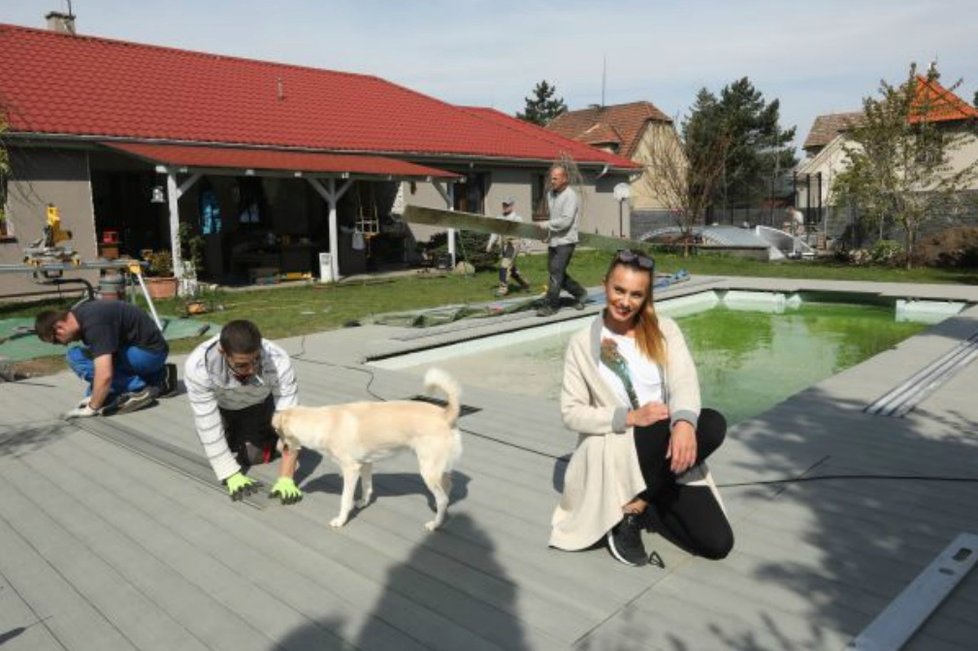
613,182,631,202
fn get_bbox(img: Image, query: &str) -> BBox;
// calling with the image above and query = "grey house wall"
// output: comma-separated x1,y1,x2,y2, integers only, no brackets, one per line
0,147,98,298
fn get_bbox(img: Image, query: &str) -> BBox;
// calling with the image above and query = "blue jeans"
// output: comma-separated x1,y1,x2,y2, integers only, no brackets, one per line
66,345,167,398
544,244,586,309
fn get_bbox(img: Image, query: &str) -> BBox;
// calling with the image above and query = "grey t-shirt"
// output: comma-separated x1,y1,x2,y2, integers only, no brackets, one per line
73,301,168,357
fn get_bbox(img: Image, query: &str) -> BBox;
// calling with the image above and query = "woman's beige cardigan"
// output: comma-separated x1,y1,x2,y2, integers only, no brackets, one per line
550,314,721,551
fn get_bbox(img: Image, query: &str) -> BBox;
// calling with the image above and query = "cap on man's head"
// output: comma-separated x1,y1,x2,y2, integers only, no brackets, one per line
502,197,516,206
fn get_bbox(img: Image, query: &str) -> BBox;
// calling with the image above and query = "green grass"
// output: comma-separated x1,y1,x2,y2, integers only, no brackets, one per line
3,250,976,374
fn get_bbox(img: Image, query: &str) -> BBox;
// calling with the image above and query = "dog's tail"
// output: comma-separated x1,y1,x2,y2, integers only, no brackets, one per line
424,367,461,426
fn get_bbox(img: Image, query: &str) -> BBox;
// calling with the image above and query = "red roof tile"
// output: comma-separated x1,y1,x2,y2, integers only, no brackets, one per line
546,101,672,158
579,122,623,147
803,77,977,151
102,142,459,178
460,106,638,169
0,23,636,169
910,74,978,124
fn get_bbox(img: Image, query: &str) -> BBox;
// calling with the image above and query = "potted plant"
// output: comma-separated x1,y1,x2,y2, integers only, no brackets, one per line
182,285,224,317
143,250,178,299
178,222,205,278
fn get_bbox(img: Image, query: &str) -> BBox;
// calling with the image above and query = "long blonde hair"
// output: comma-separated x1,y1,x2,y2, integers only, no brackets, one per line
605,253,666,365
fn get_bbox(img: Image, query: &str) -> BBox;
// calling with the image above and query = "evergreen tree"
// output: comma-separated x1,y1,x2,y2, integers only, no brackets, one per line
517,81,567,126
682,88,727,206
712,77,797,208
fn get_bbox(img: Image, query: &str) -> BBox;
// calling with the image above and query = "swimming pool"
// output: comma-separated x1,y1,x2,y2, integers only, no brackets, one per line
373,291,956,425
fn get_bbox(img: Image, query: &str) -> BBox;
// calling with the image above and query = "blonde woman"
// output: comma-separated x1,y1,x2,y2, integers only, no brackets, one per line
551,250,733,566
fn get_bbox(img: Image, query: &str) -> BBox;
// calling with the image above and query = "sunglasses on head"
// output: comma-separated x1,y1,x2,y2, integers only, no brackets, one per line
615,249,655,271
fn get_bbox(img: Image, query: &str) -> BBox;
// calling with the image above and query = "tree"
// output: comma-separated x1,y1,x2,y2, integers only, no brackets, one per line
690,78,796,210
973,88,978,108
831,63,978,268
517,80,567,126
642,90,730,255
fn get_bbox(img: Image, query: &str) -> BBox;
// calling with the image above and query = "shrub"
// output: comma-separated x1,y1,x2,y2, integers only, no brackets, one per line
868,239,902,265
917,226,978,268
144,250,174,277
425,231,495,270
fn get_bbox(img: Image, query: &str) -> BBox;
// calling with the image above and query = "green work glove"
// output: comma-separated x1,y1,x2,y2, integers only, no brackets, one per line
269,476,303,505
224,472,261,501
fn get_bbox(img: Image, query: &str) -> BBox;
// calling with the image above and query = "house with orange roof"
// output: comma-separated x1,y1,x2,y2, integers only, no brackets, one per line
796,74,978,240
0,14,637,297
546,101,681,237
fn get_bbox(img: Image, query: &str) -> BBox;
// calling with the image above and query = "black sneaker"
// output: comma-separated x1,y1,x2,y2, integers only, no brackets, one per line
574,293,589,310
536,305,558,317
160,362,178,397
606,513,648,567
113,387,158,415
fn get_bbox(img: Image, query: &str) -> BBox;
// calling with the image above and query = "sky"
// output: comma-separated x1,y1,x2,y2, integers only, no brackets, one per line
3,0,977,153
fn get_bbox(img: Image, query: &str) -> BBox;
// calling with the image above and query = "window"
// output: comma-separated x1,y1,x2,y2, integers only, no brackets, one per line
531,173,549,221
452,173,489,213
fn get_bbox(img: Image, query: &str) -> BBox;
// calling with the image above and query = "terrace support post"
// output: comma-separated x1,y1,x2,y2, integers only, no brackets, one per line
308,177,353,282
817,172,824,234
431,181,456,268
163,169,202,289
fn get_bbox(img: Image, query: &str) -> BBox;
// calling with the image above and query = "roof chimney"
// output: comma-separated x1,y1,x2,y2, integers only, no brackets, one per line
45,11,76,35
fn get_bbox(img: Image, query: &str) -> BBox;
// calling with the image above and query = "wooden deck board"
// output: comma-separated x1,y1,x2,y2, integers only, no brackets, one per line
2,279,978,650
60,429,502,651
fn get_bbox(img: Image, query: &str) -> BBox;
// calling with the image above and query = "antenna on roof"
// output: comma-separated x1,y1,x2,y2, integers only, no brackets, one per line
601,54,606,108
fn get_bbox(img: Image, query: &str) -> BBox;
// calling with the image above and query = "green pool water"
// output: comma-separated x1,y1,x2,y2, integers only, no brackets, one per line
396,302,927,426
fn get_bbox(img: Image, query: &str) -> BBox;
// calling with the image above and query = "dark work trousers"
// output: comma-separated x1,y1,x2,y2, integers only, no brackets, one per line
498,241,528,286
544,243,587,309
633,408,734,559
220,395,280,470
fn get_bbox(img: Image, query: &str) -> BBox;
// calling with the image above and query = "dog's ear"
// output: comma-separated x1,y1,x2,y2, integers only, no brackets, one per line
271,410,286,435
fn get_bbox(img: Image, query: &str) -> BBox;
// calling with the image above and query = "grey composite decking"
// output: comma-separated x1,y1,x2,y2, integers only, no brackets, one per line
1,276,977,650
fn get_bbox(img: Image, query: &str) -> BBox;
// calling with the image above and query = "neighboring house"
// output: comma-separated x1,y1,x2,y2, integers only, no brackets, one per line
547,101,680,237
796,76,978,239
0,16,637,297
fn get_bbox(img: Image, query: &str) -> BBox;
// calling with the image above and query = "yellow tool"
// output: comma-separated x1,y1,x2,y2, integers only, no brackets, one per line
23,203,80,266
45,204,73,246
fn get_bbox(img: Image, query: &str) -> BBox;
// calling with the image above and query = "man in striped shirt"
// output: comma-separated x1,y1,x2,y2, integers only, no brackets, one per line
184,320,302,503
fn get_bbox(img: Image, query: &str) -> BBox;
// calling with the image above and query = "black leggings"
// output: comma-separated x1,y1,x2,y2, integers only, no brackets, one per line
220,396,279,469
633,408,734,559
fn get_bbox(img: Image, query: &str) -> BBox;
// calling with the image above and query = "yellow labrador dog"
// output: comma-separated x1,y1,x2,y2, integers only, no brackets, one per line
271,368,461,531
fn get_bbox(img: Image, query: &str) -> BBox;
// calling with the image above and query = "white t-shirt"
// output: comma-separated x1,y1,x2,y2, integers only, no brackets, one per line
598,326,664,408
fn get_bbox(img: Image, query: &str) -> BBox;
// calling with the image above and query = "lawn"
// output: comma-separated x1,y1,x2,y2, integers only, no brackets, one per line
3,249,976,376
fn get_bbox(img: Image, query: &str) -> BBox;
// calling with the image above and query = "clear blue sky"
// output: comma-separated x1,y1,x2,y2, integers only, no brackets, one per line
3,0,977,153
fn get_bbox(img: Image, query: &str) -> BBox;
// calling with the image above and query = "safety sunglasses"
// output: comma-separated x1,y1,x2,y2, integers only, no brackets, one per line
615,249,655,272
225,353,262,373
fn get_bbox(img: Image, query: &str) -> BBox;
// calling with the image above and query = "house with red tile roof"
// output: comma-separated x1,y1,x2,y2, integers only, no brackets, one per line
0,16,637,296
796,75,978,240
546,101,680,236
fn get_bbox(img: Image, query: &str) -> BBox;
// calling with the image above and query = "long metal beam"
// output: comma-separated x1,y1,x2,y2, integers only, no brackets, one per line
0,259,142,274
400,205,659,255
